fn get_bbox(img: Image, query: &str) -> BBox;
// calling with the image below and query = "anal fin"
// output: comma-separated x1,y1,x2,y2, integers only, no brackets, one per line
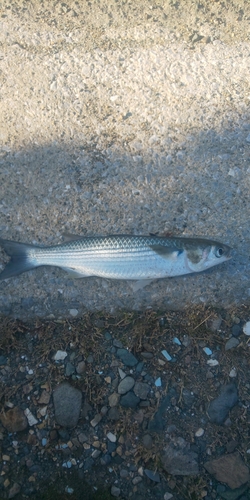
61,267,91,278
128,279,153,292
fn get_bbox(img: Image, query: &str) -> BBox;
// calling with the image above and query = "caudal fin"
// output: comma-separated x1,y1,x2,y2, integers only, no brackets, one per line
0,238,38,280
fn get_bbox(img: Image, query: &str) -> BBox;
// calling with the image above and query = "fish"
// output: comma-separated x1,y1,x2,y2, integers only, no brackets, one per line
0,234,231,282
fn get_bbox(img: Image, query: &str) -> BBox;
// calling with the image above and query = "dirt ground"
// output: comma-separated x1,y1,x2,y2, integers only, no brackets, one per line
0,305,249,500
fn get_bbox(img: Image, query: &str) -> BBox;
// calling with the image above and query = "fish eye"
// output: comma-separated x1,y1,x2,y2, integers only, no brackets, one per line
215,247,224,258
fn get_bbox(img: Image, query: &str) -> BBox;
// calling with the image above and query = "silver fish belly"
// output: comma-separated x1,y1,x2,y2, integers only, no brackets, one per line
0,235,231,281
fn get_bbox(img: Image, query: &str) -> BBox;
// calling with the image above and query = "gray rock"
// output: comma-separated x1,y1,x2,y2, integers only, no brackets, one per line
120,391,140,408
207,384,238,425
53,383,82,428
162,437,199,476
116,348,138,367
134,382,150,399
118,376,135,395
225,337,239,350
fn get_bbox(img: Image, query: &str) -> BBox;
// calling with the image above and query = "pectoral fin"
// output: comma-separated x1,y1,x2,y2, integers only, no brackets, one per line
150,245,183,260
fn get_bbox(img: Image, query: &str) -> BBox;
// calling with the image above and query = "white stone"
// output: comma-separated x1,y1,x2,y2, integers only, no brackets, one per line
164,494,173,500
24,408,38,426
229,368,237,378
207,359,219,367
243,321,250,335
69,309,78,317
195,428,205,437
54,350,67,361
107,432,116,443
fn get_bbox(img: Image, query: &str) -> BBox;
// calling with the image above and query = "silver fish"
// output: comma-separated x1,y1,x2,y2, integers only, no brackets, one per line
0,234,231,281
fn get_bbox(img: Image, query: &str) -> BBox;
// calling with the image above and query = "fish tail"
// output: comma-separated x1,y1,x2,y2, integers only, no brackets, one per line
0,238,38,280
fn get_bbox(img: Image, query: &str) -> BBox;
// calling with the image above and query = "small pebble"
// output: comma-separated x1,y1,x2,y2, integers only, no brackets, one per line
164,494,173,500
132,476,142,485
203,347,212,356
111,485,121,497
76,361,86,374
155,377,162,387
116,349,138,367
65,486,74,494
225,337,239,351
90,414,102,427
195,428,205,437
232,324,241,337
118,368,126,379
161,350,172,361
108,393,120,407
69,309,78,317
134,382,150,399
107,432,116,443
118,376,135,395
173,337,181,345
229,368,237,378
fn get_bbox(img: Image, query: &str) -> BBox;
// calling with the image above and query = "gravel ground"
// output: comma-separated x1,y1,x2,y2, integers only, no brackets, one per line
0,0,250,317
0,306,250,500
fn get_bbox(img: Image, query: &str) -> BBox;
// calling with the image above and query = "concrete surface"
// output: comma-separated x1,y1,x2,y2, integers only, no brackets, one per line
0,1,249,319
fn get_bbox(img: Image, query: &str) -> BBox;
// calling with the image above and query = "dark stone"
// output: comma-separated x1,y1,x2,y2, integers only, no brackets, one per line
207,384,238,425
120,391,140,408
0,355,7,365
148,388,177,432
116,348,138,367
83,457,94,471
53,383,82,428
108,441,117,453
231,324,241,337
100,454,111,465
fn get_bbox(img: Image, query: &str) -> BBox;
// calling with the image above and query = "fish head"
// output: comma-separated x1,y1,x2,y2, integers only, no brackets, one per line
185,240,232,273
